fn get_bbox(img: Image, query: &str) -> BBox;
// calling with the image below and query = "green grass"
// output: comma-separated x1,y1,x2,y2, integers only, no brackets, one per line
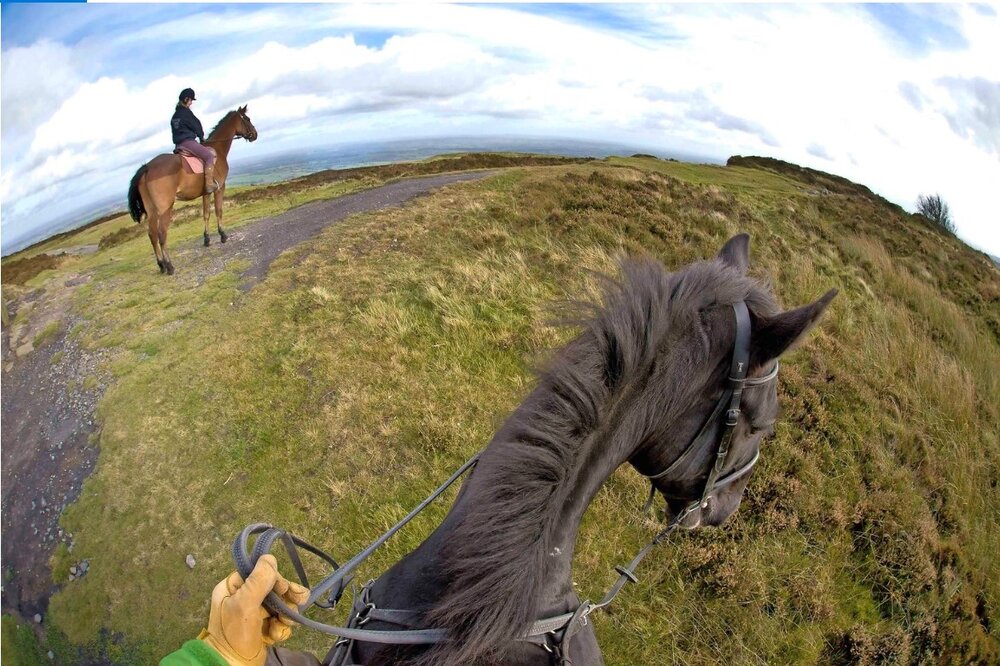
1,289,10,326
33,321,62,348
609,155,807,195
3,154,997,664
50,542,74,584
1,615,48,665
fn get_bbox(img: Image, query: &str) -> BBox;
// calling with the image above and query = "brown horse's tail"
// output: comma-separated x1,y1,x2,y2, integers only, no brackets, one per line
128,164,148,223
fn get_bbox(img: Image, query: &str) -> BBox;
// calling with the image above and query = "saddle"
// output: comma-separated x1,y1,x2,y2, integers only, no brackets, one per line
173,147,205,174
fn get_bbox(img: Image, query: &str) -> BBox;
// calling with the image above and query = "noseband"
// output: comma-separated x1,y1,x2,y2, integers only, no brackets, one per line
643,300,778,524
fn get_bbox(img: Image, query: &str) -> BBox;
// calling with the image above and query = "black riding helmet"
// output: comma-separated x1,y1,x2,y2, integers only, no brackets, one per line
179,88,196,102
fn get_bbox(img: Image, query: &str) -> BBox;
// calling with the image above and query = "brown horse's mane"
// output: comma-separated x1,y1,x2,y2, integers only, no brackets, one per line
415,256,779,665
206,109,240,142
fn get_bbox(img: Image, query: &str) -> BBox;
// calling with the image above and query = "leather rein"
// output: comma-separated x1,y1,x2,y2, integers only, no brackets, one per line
232,301,779,664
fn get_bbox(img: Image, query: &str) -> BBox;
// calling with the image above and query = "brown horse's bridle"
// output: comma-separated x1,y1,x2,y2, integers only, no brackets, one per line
231,301,779,664
236,113,257,142
202,113,256,144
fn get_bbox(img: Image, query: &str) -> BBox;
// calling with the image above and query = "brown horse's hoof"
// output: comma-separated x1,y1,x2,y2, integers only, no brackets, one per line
204,232,211,247
219,229,228,243
158,260,166,274
166,262,175,276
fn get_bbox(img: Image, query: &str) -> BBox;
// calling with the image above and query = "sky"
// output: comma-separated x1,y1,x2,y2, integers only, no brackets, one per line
1,3,998,256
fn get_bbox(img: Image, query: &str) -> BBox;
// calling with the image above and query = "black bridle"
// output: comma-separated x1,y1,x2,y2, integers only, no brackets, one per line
231,301,779,664
643,300,778,526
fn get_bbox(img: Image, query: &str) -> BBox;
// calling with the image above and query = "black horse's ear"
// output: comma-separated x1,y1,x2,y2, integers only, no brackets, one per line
718,234,750,275
239,105,247,113
750,289,837,367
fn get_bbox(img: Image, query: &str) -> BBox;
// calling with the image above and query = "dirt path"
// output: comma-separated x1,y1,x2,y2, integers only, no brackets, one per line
1,320,105,621
0,170,495,623
234,170,494,289
155,170,495,291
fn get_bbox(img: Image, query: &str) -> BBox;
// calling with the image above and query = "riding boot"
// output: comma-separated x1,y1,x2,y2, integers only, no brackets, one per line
204,165,219,195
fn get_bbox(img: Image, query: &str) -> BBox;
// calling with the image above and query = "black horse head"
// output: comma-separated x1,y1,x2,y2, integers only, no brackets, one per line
358,234,836,666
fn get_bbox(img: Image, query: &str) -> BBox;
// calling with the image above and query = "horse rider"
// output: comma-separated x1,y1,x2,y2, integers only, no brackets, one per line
172,87,219,195
161,555,321,666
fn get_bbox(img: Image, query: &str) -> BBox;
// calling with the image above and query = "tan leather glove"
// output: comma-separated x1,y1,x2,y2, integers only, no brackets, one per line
199,554,310,666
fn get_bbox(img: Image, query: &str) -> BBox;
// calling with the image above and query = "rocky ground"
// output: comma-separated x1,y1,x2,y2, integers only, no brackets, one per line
1,303,107,621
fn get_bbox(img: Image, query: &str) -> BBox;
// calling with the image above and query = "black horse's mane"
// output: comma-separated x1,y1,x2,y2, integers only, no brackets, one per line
414,256,778,665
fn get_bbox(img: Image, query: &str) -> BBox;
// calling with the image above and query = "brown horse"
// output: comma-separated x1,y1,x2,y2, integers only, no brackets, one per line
127,105,257,274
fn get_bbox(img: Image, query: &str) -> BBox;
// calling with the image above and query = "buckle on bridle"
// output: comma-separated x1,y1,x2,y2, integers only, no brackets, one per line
355,602,376,627
541,630,564,655
725,408,740,426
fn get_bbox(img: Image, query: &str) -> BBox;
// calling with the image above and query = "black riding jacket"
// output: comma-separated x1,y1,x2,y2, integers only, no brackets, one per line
171,104,205,144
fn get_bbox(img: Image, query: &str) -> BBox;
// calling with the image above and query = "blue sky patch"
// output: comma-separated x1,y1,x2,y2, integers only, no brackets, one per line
863,5,969,56
513,4,681,42
353,30,395,50
972,4,997,18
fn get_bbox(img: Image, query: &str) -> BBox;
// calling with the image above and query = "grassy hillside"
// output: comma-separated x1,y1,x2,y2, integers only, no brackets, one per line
2,154,997,664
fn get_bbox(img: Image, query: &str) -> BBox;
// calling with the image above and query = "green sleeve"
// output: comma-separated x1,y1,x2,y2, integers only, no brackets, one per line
160,640,230,666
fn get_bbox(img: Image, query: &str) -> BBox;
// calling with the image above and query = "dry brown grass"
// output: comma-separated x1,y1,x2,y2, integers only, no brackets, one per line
1,252,66,285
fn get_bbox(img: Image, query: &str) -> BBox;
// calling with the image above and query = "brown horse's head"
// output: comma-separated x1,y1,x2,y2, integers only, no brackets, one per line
235,105,258,142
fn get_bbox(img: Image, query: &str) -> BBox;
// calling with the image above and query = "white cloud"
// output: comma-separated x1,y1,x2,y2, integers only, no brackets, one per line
3,73,187,206
1,39,81,144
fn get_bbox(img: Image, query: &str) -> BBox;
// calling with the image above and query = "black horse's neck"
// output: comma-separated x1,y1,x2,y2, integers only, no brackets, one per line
465,392,641,609
361,335,672,665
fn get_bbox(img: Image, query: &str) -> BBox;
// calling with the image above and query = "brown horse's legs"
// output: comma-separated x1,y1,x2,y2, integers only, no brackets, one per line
203,195,212,247
158,207,176,275
147,215,165,273
214,188,227,243
140,180,165,273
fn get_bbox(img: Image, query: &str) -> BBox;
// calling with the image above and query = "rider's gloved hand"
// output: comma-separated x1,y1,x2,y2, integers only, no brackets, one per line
198,554,310,666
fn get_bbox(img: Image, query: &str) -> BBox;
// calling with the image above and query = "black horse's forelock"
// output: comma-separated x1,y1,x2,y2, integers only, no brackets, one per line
411,255,777,665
